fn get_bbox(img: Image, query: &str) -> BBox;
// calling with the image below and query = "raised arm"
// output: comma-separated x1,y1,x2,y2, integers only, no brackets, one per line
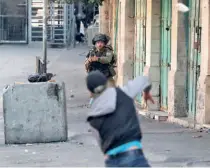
121,76,152,99
97,51,113,64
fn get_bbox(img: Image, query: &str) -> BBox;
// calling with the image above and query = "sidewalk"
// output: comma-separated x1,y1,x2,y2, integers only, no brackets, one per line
0,44,209,166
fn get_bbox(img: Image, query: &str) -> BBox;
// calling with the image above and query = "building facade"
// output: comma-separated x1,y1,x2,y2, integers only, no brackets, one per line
0,0,75,46
99,0,210,126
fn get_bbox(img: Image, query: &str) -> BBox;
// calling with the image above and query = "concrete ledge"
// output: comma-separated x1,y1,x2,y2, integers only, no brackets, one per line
167,116,202,129
167,116,210,131
3,82,68,144
138,108,210,131
138,110,168,121
203,124,210,129
168,117,210,130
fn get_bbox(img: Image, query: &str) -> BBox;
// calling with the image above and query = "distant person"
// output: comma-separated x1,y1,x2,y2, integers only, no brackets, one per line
85,33,117,105
85,34,116,86
85,70,153,167
75,32,85,43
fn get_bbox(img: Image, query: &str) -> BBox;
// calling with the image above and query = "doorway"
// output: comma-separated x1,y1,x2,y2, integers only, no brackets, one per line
187,0,201,118
160,0,172,111
133,0,147,103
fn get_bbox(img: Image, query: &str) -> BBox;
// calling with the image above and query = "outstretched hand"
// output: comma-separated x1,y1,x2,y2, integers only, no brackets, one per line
142,92,155,104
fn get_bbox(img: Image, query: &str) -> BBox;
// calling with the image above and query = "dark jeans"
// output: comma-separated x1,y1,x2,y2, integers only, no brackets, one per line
105,149,150,167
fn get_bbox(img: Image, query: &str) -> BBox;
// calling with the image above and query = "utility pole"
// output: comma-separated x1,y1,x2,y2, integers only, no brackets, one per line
43,0,48,73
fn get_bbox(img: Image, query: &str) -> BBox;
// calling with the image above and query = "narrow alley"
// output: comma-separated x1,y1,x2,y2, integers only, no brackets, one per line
0,45,210,167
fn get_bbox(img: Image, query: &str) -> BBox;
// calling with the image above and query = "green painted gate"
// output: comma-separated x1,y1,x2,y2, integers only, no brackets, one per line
160,0,172,111
187,0,201,118
134,0,147,103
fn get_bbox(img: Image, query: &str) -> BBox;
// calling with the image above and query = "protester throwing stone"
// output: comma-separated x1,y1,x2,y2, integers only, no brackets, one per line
86,70,154,167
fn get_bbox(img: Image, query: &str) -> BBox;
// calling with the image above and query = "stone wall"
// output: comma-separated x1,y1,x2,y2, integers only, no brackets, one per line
168,0,188,117
99,0,110,35
196,0,210,124
117,0,135,86
143,0,161,111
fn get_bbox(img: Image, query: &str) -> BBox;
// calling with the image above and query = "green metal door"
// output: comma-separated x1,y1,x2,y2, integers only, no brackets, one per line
187,0,201,118
134,0,147,103
160,0,172,111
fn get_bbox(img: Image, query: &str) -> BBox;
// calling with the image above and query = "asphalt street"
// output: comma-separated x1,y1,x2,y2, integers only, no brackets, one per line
0,44,209,167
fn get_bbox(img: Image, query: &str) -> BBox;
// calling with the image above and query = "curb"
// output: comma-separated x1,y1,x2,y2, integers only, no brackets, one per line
167,116,202,130
138,110,168,121
138,110,210,131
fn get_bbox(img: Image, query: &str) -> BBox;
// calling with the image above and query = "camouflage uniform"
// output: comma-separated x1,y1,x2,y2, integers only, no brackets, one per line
85,34,116,87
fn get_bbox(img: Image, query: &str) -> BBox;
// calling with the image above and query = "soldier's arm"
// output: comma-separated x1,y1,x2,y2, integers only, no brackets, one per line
97,51,113,64
85,51,91,72
86,48,94,58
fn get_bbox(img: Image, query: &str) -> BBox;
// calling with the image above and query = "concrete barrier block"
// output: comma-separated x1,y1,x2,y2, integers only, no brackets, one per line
3,82,68,144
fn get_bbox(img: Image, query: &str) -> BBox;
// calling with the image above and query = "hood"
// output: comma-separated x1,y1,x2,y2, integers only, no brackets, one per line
88,88,117,118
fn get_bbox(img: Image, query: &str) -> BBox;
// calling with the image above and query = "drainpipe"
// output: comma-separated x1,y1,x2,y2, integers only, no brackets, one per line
43,0,48,73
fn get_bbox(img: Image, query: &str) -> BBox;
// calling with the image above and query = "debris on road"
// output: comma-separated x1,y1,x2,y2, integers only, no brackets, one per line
193,135,203,138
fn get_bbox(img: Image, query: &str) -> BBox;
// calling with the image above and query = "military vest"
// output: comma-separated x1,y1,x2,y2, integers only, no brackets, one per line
88,47,110,76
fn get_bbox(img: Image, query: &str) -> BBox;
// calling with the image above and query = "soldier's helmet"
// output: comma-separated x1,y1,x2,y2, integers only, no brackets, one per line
92,33,110,45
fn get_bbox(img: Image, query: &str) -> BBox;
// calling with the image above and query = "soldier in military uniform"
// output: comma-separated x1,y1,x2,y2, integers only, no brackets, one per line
85,33,116,87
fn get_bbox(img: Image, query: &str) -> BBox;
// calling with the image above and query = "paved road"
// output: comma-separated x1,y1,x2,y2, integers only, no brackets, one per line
0,44,210,167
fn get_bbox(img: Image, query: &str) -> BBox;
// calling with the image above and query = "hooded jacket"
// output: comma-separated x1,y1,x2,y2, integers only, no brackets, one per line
87,76,151,154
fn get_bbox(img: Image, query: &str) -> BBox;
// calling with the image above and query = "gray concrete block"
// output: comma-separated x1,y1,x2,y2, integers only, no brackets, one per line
3,82,68,144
